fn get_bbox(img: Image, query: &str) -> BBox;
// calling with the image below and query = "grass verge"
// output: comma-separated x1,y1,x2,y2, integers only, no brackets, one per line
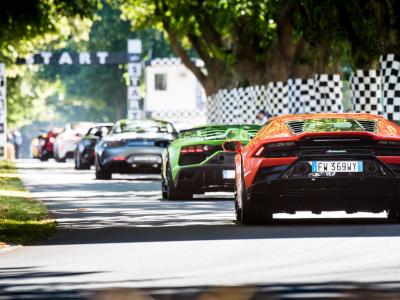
0,160,56,245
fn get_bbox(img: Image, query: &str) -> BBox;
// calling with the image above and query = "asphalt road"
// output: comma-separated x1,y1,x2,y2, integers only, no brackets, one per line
2,160,400,299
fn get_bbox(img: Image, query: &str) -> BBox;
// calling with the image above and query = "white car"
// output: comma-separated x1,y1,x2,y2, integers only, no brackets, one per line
54,122,95,162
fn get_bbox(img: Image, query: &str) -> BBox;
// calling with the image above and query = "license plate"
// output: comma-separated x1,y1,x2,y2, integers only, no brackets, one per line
311,161,363,173
129,155,161,163
222,170,235,179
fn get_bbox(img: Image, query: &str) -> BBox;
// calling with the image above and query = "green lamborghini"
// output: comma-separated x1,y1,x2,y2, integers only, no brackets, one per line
161,124,260,200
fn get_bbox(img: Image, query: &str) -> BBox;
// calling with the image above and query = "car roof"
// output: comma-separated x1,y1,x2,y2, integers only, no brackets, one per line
180,124,260,132
268,113,384,123
117,118,173,125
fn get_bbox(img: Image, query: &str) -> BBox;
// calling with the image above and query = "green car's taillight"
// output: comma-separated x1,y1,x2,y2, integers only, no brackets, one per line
180,145,215,153
179,144,220,166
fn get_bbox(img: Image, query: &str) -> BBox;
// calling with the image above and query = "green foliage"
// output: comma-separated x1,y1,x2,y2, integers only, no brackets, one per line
0,160,17,173
0,220,56,245
0,0,100,61
7,1,174,127
0,161,55,245
116,0,400,93
0,177,25,192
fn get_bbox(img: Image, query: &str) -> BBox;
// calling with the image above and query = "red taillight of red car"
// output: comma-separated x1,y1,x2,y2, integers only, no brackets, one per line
180,145,215,154
254,142,298,158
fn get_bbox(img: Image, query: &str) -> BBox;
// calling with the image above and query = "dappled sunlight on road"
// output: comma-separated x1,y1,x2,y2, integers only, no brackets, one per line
3,160,400,300
16,160,235,229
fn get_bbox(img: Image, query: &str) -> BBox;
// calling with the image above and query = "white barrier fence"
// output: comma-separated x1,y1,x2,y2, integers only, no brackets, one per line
207,74,343,124
206,54,400,125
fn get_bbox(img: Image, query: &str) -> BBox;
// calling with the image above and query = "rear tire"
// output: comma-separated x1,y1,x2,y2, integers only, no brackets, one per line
234,193,241,221
95,157,112,180
387,209,400,223
75,151,90,170
165,161,192,200
39,152,49,161
240,180,272,225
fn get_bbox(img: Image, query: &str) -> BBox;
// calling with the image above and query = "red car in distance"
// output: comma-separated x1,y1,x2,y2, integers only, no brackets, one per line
38,128,64,161
226,113,400,225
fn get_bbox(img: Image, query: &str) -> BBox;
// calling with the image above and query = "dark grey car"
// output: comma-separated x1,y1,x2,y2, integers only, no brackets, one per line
94,119,177,179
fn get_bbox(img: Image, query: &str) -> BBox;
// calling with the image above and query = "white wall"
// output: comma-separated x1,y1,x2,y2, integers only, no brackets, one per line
144,63,205,111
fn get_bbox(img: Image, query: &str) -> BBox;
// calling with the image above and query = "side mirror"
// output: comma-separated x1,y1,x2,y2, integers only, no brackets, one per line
222,141,243,153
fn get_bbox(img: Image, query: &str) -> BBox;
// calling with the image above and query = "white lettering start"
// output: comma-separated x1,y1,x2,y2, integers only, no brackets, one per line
35,52,111,65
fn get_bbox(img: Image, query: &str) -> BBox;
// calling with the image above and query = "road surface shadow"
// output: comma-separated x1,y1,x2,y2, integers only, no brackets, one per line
16,160,400,245
2,268,400,300
45,218,400,245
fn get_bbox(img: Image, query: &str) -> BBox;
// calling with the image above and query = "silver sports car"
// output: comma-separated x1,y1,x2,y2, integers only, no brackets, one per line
94,119,177,179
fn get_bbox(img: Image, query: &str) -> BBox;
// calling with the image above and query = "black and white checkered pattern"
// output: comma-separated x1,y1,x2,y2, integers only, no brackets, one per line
207,89,238,124
252,85,269,123
266,81,288,116
206,75,345,124
380,54,400,120
148,110,205,119
146,57,204,68
287,78,315,114
314,74,343,112
350,69,382,115
236,88,253,124
146,110,206,126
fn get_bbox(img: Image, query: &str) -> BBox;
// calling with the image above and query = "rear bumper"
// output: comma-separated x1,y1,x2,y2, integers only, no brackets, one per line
175,164,235,193
248,177,400,213
99,146,164,173
104,160,161,174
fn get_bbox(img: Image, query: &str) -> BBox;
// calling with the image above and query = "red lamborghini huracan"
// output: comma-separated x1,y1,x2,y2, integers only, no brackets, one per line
224,113,400,225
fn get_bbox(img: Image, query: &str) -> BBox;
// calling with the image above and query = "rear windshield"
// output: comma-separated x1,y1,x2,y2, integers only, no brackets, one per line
303,119,364,132
180,125,260,138
113,121,176,134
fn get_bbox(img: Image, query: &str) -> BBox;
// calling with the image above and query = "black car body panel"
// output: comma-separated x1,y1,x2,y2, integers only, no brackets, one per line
174,152,236,193
74,124,113,168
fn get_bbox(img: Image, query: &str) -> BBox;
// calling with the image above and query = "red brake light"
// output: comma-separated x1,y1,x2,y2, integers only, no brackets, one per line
255,147,264,156
112,156,126,161
254,142,298,158
181,145,214,154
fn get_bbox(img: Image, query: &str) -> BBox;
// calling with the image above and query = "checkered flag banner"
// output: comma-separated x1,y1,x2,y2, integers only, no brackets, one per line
147,110,206,121
207,94,218,123
266,81,288,116
350,70,382,115
206,75,344,124
207,89,238,124
287,78,315,114
235,86,267,124
380,54,400,120
314,74,343,113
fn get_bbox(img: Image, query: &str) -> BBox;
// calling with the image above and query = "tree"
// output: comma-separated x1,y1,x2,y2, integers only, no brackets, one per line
116,0,400,95
115,0,345,94
7,1,175,127
0,0,100,62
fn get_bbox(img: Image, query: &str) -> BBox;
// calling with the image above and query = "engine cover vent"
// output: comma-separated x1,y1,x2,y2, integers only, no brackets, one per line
287,121,305,135
357,120,377,132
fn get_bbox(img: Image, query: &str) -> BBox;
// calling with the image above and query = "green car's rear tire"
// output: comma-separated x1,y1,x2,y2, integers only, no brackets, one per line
165,162,192,200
